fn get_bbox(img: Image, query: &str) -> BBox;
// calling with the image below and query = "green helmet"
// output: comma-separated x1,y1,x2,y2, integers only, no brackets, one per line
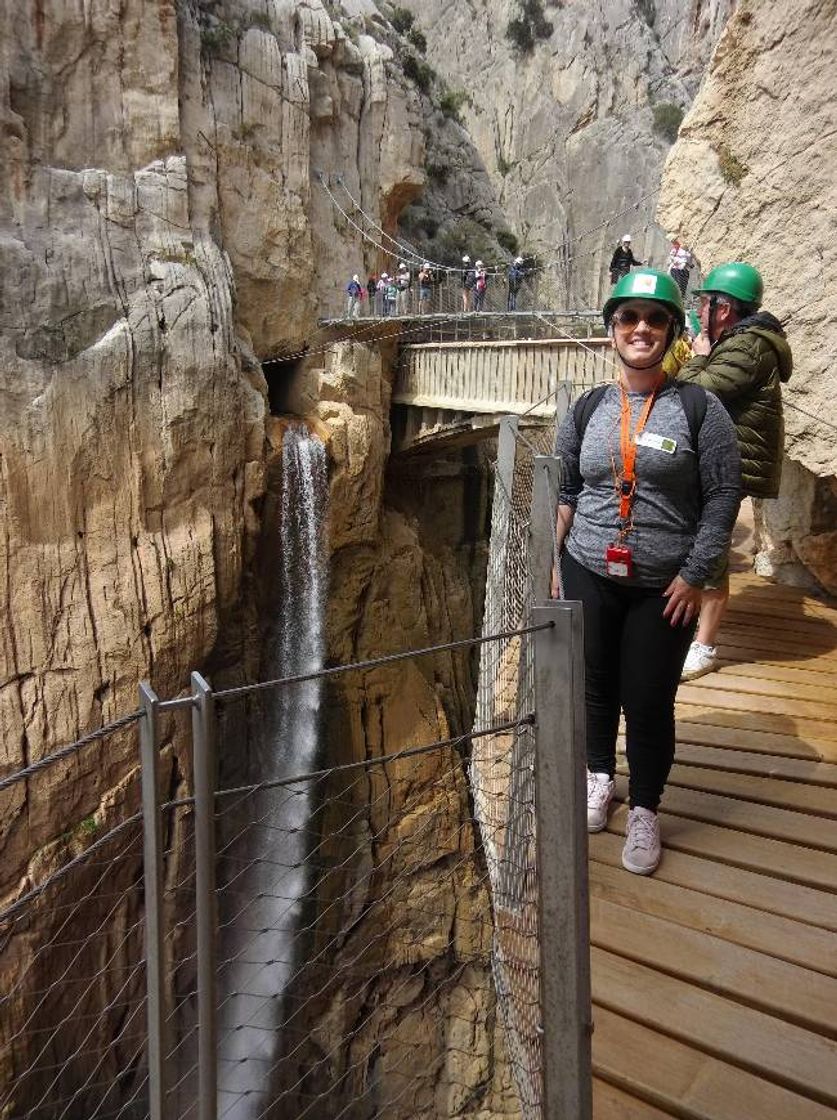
602,269,684,329
694,262,763,309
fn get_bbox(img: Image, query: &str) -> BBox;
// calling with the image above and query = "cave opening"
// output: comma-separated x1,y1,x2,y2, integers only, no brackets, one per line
262,357,301,416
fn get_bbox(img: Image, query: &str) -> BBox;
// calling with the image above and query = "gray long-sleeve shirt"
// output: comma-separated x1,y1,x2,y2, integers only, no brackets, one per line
555,382,742,587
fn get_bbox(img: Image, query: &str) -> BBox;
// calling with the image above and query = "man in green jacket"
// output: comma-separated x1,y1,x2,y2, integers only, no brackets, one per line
677,262,793,679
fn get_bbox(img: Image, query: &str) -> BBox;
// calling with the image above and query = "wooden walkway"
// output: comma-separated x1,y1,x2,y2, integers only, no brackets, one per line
589,521,837,1117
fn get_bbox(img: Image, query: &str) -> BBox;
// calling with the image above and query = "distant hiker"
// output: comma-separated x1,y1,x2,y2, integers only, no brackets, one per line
609,234,643,285
667,237,693,297
473,261,488,311
346,274,363,319
418,262,434,311
461,255,476,311
384,273,399,317
377,273,389,316
396,262,412,315
367,275,378,315
507,256,525,311
678,262,793,681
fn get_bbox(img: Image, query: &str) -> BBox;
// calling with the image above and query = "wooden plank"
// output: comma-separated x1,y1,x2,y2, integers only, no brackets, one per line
673,719,830,761
716,639,837,670
686,670,837,708
721,616,837,652
618,777,837,854
715,659,837,687
592,1006,837,1120
637,761,837,818
592,948,837,1107
593,1077,676,1119
609,797,837,892
589,828,837,932
717,627,837,661
590,895,837,1035
674,704,837,753
674,741,837,787
589,858,837,977
677,682,837,723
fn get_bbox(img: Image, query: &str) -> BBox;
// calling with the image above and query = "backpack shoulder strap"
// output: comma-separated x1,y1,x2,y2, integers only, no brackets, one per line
572,384,610,442
675,382,708,448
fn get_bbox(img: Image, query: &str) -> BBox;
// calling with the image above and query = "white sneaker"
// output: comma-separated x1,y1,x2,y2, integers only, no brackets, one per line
622,807,662,875
681,640,718,681
587,771,614,833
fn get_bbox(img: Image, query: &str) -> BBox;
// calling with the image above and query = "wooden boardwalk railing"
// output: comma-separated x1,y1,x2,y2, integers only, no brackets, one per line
394,337,613,417
589,514,837,1117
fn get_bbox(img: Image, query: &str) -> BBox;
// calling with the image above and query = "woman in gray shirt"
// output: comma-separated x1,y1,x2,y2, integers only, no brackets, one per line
554,270,741,875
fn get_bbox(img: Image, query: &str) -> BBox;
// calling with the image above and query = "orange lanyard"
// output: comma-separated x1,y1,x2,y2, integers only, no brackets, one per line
617,380,661,520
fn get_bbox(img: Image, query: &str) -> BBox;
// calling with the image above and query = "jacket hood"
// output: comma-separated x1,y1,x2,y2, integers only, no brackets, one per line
726,311,794,383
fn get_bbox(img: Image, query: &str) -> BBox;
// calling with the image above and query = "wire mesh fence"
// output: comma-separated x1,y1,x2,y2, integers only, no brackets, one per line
209,701,535,1120
0,772,149,1120
0,418,589,1119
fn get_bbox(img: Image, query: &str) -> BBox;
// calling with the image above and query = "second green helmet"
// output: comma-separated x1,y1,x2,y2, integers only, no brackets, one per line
603,269,685,329
694,262,763,309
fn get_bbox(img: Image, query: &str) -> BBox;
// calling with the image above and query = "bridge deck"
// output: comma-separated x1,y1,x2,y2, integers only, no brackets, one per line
589,515,837,1117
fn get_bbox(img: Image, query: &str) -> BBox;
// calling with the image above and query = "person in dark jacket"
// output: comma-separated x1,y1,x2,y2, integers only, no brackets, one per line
507,256,525,310
677,261,793,679
609,235,643,284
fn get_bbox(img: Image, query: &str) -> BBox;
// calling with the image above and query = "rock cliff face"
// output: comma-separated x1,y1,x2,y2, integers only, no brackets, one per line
658,0,837,592
395,0,734,305
0,0,424,893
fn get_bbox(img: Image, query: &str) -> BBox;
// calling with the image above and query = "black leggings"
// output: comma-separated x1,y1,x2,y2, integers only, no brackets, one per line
562,551,696,811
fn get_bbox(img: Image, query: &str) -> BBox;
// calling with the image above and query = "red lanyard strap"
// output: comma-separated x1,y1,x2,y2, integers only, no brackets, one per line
618,380,660,520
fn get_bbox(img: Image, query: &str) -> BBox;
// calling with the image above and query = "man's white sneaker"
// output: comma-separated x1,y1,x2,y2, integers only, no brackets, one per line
681,640,718,681
587,771,614,833
622,807,662,875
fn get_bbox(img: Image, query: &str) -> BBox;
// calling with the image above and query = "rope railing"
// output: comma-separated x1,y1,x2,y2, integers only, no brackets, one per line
0,707,144,793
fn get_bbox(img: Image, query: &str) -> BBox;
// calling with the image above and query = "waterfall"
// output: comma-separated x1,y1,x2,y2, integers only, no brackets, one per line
217,427,328,1119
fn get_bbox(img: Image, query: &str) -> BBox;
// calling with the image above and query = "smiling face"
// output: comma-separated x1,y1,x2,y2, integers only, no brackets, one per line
611,299,673,372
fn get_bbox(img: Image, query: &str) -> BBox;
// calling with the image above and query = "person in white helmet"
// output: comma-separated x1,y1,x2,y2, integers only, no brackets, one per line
395,261,412,315
473,260,488,311
461,255,476,312
507,255,526,311
609,234,643,285
345,273,363,318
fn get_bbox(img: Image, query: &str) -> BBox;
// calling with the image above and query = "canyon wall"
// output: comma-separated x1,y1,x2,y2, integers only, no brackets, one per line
658,0,837,592
395,0,734,305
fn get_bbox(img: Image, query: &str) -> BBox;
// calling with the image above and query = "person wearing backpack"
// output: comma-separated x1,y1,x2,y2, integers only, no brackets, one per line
507,257,525,311
677,261,793,680
417,262,434,311
345,274,363,319
473,261,488,311
461,255,476,311
395,262,412,315
553,269,741,875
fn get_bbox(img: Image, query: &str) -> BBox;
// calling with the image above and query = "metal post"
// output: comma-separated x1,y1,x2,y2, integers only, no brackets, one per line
139,682,168,1120
530,455,563,602
532,601,592,1120
192,672,218,1120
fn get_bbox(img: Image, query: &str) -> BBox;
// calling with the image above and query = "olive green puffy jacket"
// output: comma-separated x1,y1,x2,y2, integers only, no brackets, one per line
678,313,793,498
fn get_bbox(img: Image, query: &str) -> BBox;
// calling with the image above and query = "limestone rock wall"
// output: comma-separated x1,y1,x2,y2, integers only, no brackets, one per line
395,0,734,305
0,0,425,899
658,0,837,592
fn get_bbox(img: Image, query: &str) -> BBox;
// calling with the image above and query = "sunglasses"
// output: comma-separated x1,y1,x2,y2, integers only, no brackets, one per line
612,308,672,330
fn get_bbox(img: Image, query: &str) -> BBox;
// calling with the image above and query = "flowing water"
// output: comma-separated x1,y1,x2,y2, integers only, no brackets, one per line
217,427,328,1119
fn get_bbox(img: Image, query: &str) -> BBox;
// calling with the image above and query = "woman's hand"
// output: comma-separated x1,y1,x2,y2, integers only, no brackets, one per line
662,575,702,627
